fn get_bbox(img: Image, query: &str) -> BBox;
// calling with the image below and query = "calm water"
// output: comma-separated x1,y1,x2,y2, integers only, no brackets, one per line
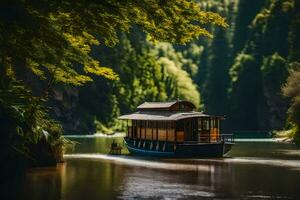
17,134,300,200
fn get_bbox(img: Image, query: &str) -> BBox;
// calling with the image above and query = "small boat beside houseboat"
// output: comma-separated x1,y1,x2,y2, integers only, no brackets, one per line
118,100,234,157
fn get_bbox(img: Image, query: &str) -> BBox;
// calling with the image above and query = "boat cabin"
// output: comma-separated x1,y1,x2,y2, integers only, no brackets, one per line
119,100,224,144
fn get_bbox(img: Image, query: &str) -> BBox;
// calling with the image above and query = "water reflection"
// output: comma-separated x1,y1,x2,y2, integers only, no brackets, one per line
65,154,215,172
119,171,217,199
18,136,300,200
60,160,124,200
21,165,64,200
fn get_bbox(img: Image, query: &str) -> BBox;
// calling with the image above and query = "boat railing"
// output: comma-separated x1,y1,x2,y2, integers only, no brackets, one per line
220,134,234,143
198,134,234,143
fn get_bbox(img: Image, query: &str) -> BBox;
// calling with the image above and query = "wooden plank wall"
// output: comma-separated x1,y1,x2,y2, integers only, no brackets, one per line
176,131,184,142
134,127,176,141
128,120,182,142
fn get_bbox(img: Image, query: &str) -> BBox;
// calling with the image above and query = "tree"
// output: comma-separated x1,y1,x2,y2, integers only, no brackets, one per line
0,0,228,88
226,0,295,131
282,68,300,144
282,0,300,143
203,28,230,115
289,0,300,62
232,0,265,55
261,53,288,129
228,53,262,130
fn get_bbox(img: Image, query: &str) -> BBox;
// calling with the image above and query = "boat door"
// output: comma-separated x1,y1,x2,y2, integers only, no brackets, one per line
191,118,198,141
184,118,198,141
198,117,210,143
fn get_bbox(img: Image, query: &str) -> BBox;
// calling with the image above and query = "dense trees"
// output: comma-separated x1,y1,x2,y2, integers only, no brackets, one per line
0,0,227,87
228,53,262,130
283,68,300,144
49,0,300,138
223,0,297,132
232,0,265,55
59,35,202,133
203,28,229,116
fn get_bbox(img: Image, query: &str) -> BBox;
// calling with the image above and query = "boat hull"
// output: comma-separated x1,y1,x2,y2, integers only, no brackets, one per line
124,138,233,158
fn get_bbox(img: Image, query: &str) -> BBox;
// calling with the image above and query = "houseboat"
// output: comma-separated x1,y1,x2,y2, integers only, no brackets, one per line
118,100,234,157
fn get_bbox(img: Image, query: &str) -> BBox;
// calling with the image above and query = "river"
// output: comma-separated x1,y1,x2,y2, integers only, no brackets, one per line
17,134,300,200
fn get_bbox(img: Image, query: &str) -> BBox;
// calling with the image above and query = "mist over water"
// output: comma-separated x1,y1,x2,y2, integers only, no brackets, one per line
18,135,300,200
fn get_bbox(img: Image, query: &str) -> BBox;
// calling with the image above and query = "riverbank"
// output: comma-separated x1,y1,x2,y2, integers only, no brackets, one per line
273,130,294,143
64,132,126,138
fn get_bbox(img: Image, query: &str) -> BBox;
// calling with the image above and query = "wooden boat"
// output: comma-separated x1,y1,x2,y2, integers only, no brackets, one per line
118,100,234,158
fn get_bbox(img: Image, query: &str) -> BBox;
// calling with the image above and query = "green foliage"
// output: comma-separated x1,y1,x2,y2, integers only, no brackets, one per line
282,67,300,144
31,0,299,136
0,0,227,87
203,28,229,115
261,53,289,129
232,0,266,55
112,35,202,110
0,72,67,167
95,119,126,134
158,57,200,107
289,0,300,62
154,43,201,107
228,53,262,130
112,35,169,111
65,32,203,132
222,0,299,132
57,0,299,134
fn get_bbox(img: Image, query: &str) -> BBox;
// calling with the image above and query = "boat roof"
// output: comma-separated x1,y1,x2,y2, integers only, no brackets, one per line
118,111,223,121
137,100,195,110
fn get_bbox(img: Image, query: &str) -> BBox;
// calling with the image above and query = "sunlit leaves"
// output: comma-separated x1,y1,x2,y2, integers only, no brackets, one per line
229,53,255,83
283,67,300,143
64,32,99,54
26,59,46,79
0,0,227,87
158,57,200,107
84,62,119,80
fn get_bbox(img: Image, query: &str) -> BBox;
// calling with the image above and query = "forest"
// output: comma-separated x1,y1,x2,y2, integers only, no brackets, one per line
49,0,300,137
1,0,300,183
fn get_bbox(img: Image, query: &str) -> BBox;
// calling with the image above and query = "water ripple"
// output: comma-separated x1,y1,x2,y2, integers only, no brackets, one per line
64,153,300,171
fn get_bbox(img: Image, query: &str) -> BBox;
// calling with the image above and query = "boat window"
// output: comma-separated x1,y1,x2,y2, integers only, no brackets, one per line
202,118,210,130
176,120,184,131
211,119,215,128
211,119,218,128
198,118,202,130
141,121,145,128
